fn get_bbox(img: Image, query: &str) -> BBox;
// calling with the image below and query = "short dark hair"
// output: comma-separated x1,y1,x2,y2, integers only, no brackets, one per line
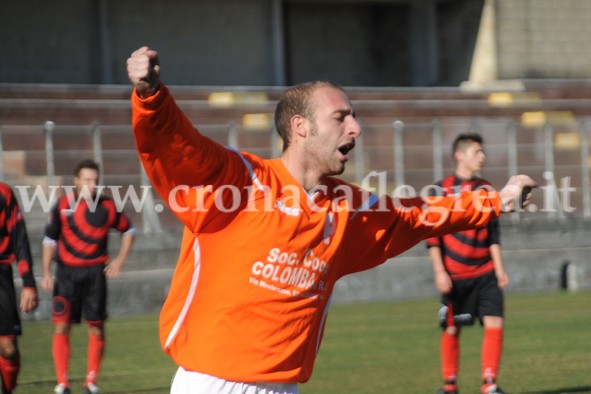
74,159,100,177
274,81,345,151
451,133,483,156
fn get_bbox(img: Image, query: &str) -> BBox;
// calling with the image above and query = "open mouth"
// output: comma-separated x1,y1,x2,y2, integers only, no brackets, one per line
338,141,356,156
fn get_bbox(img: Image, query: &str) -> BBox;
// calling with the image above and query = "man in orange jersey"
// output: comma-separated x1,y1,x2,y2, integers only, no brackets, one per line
127,46,536,394
427,133,509,394
0,182,38,394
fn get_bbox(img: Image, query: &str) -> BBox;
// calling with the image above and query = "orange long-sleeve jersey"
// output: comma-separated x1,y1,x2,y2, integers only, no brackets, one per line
131,85,502,384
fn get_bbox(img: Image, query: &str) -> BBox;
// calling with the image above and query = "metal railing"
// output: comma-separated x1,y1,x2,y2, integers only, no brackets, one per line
1,116,590,233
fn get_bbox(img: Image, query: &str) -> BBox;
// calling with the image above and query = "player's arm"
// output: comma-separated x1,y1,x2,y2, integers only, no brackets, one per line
41,240,56,292
487,216,507,288
104,228,135,279
489,244,507,288
343,175,536,275
428,244,453,294
127,46,250,232
424,211,453,294
392,174,537,246
41,202,60,292
343,187,499,275
424,182,453,294
5,187,39,312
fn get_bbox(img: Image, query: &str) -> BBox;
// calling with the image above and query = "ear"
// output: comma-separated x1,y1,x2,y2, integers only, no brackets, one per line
453,150,462,162
290,115,308,138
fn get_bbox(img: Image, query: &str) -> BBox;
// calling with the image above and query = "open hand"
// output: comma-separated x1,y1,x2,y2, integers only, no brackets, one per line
499,175,537,212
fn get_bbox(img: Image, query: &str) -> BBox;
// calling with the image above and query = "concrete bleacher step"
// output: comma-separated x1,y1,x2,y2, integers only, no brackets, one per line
4,79,591,101
4,81,591,129
6,96,591,131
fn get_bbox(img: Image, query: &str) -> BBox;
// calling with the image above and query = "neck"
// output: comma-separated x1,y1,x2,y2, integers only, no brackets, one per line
280,151,323,192
455,167,475,180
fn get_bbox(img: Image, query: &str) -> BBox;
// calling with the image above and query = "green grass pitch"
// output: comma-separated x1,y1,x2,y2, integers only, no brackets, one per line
15,289,591,393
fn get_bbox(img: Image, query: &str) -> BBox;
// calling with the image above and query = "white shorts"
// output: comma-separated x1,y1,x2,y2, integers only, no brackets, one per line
170,367,300,394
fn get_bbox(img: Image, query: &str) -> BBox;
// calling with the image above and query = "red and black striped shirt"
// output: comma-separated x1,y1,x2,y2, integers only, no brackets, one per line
426,175,500,279
44,193,133,267
0,182,36,288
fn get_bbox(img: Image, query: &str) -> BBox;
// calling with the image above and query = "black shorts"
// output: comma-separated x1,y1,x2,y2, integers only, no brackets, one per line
52,264,107,324
0,264,21,336
438,271,504,328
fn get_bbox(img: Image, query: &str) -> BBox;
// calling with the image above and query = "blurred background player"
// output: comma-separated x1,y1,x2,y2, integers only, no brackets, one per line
427,133,508,394
0,181,38,394
41,159,135,394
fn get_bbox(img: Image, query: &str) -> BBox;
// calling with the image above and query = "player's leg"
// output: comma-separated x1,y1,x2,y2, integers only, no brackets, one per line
82,265,107,394
482,315,503,382
438,302,461,394
437,277,478,394
84,321,104,394
52,311,73,393
0,336,20,394
478,273,505,394
0,265,21,394
437,288,464,394
51,264,80,393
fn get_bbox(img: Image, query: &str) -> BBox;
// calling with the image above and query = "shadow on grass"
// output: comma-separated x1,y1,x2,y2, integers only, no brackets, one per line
522,387,591,394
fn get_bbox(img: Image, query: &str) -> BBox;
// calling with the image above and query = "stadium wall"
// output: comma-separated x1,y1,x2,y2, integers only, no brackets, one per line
4,1,591,86
0,0,509,87
496,0,591,80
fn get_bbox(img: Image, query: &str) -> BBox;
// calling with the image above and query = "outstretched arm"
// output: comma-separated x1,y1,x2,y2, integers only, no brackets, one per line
342,175,537,275
127,46,250,232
